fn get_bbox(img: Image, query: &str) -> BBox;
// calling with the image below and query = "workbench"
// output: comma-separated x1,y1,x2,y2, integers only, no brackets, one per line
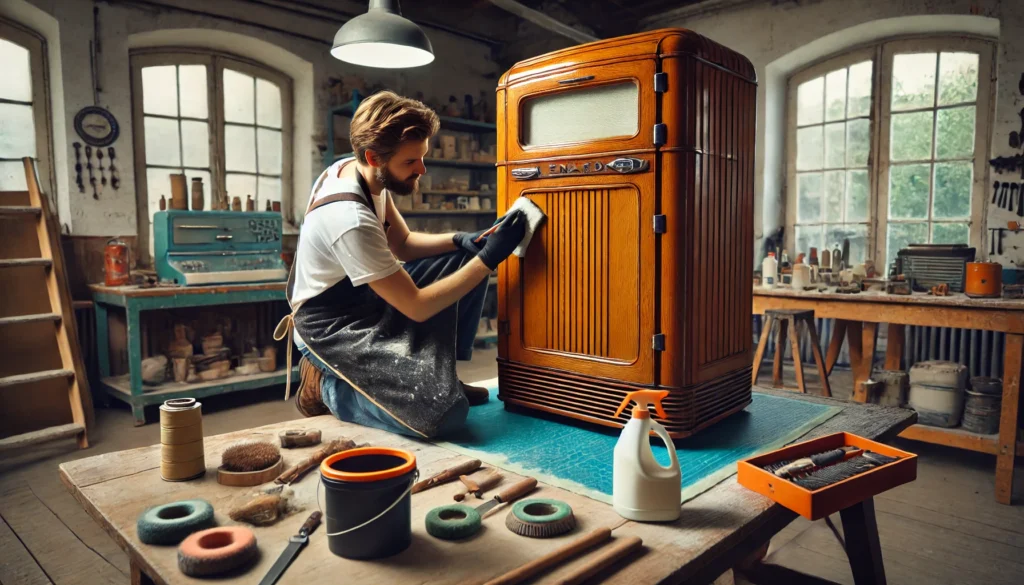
89,282,294,426
59,388,914,585
753,287,1024,505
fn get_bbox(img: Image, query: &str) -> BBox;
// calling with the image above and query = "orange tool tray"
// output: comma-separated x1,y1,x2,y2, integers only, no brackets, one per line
737,432,917,520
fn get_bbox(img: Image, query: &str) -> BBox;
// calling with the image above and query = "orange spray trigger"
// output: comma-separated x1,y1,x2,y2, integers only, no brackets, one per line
614,390,670,419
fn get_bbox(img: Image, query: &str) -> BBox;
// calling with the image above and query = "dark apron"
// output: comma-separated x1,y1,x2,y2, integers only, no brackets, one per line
275,165,466,438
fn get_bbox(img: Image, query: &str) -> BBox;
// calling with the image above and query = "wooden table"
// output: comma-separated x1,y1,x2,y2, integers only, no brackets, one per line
753,288,1024,505
60,388,914,585
89,282,293,426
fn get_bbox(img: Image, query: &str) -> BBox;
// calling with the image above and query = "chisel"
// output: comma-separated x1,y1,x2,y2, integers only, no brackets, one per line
994,181,1001,204
1018,182,1024,218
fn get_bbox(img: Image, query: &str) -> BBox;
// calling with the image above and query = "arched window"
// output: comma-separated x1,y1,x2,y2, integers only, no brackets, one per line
0,17,53,197
130,48,292,261
786,36,995,269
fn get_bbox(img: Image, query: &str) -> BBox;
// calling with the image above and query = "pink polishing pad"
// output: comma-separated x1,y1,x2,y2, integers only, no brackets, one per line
178,526,258,576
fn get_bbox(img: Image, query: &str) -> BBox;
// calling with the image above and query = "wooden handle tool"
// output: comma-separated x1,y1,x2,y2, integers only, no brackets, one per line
411,459,481,494
454,471,503,501
299,511,322,537
483,527,612,585
494,477,537,503
555,535,643,585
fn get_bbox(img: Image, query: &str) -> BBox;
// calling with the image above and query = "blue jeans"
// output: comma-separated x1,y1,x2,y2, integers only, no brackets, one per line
298,252,487,438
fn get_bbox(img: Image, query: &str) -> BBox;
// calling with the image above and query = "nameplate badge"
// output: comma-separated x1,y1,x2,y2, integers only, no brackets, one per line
511,157,649,180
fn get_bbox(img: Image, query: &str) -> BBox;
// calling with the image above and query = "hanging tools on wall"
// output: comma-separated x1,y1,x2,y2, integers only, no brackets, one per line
73,142,85,193
990,228,1007,255
85,145,98,199
97,148,107,189
108,147,120,190
992,181,1024,213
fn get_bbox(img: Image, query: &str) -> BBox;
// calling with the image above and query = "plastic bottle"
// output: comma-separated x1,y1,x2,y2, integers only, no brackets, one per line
612,390,681,522
762,252,778,289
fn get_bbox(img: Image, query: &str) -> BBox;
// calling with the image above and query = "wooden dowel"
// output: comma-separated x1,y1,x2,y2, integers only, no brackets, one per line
555,535,643,585
411,459,481,494
482,527,612,585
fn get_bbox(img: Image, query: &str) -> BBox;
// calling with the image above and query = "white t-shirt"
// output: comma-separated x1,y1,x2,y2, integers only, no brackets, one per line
291,158,401,345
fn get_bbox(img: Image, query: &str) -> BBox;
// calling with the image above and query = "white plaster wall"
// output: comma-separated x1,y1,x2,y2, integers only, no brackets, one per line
655,0,1024,266
11,0,502,236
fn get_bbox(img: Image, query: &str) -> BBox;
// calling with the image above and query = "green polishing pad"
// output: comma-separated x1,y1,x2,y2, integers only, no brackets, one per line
505,498,575,538
137,499,215,545
424,504,482,540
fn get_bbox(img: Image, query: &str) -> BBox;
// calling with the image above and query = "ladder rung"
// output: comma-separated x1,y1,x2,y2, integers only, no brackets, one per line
0,423,85,452
0,369,74,388
0,258,52,268
0,206,41,216
0,313,62,326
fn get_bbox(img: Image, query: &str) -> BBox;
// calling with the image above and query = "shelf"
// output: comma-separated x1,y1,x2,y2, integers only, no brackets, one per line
438,115,496,133
420,190,494,197
400,209,497,216
101,367,298,405
897,423,1020,455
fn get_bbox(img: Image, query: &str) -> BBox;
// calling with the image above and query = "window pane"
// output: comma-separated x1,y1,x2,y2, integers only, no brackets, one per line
223,68,255,124
889,163,930,219
824,171,844,221
797,126,823,171
825,224,868,266
226,173,257,204
847,61,873,118
846,170,869,222
935,106,975,159
141,65,178,116
181,120,209,169
932,222,969,245
891,111,933,162
178,65,208,119
522,82,638,146
143,116,181,166
797,173,823,222
887,222,929,267
847,119,870,167
797,77,824,125
933,161,972,219
225,125,256,172
256,78,282,128
0,103,36,158
938,52,979,106
825,69,847,122
795,225,823,258
892,53,936,111
257,128,282,175
0,39,32,102
0,160,28,191
824,123,845,168
147,167,182,217
258,176,281,210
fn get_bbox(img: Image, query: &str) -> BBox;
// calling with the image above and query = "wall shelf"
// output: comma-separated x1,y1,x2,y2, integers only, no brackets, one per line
400,209,496,216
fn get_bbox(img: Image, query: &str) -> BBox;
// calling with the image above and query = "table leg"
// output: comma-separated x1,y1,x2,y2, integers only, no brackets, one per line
131,558,156,585
825,319,849,376
851,322,878,403
773,318,788,388
807,320,833,398
94,302,110,379
127,307,146,426
752,315,773,386
996,333,1022,505
788,319,806,393
840,498,886,585
884,324,904,371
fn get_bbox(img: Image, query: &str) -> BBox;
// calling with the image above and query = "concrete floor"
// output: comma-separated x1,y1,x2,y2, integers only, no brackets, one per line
0,349,1022,584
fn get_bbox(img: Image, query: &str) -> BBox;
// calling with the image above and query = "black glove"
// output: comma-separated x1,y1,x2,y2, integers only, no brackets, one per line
477,210,527,270
453,228,489,255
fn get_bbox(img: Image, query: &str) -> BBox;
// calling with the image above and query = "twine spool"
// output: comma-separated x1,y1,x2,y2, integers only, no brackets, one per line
160,398,206,482
169,174,188,210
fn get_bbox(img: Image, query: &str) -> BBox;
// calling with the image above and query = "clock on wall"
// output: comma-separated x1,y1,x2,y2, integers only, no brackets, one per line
74,106,120,147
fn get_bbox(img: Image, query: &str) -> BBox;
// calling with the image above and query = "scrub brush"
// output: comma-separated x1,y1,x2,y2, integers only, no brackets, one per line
505,498,576,538
221,441,280,472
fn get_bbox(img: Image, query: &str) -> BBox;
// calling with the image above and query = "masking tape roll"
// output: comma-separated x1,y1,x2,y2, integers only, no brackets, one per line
160,405,202,428
161,458,206,482
161,439,205,463
161,421,204,445
160,399,205,481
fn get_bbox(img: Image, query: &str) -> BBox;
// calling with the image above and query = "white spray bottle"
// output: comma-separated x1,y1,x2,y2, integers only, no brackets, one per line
613,390,681,521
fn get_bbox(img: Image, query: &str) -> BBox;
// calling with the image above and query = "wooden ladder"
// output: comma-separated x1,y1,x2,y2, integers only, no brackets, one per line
0,158,91,451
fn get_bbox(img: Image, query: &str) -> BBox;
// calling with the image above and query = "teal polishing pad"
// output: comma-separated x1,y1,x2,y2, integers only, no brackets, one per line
137,499,215,545
424,504,482,540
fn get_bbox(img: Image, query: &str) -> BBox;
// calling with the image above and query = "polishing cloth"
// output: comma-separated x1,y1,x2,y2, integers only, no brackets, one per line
506,197,546,257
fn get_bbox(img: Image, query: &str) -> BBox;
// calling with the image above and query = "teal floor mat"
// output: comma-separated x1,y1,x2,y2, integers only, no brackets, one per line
436,390,840,504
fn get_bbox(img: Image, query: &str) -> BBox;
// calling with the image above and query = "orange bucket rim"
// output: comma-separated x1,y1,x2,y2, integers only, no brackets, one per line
320,447,417,483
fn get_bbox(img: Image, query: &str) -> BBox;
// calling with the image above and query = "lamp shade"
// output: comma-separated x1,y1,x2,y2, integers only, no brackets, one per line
332,0,434,69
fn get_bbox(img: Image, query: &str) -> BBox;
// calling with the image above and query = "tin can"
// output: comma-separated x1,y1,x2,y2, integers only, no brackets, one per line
965,262,1001,298
104,238,131,286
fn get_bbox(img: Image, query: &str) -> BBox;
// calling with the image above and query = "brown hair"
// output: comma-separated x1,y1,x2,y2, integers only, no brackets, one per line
349,91,440,164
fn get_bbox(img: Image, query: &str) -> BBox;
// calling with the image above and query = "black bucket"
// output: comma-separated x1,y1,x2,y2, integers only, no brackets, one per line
319,447,418,560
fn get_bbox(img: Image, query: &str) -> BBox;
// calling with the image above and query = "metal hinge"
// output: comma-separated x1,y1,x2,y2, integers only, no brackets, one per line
654,72,668,93
653,215,666,234
653,124,667,146
653,334,665,351
498,320,510,335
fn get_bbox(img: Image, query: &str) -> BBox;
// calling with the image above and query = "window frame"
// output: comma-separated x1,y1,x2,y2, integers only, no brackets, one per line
0,17,55,199
785,35,996,268
129,48,293,265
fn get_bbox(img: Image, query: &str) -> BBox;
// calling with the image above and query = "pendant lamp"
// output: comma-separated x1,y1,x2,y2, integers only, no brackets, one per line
331,0,435,69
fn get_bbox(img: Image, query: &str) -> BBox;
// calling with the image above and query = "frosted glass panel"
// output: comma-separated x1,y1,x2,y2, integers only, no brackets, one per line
225,125,256,172
142,66,178,116
256,78,282,128
257,128,282,174
521,82,638,147
181,120,209,168
258,176,281,209
0,39,32,102
224,69,255,124
0,160,28,191
143,116,181,166
178,65,208,119
0,103,36,158
226,173,257,203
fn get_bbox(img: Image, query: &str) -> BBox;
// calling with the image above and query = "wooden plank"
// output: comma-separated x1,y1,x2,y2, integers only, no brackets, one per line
0,258,52,268
0,313,61,326
898,424,998,454
884,324,903,370
996,333,1022,504
88,281,285,298
0,423,84,452
0,205,42,215
754,287,1024,312
0,482,125,585
0,514,52,585
0,369,73,388
824,320,848,376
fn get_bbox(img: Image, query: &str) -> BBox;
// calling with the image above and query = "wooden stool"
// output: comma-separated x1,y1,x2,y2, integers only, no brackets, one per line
752,309,832,397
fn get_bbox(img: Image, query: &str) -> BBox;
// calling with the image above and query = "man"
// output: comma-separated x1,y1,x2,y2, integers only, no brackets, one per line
277,91,525,439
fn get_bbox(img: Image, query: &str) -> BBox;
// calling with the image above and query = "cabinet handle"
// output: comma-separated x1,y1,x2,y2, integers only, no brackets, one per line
215,234,233,240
